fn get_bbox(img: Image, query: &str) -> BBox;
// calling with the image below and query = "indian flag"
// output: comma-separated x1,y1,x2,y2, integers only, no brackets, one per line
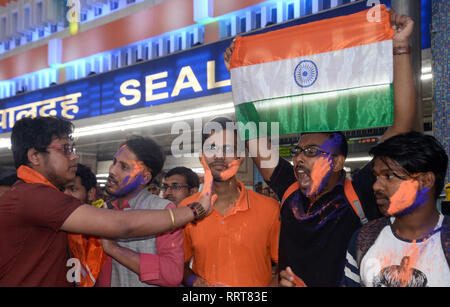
230,5,395,138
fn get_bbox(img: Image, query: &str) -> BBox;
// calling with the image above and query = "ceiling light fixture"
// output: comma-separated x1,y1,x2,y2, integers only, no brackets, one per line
0,103,236,149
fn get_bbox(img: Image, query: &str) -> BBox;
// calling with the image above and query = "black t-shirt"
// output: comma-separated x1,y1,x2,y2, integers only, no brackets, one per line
269,158,381,287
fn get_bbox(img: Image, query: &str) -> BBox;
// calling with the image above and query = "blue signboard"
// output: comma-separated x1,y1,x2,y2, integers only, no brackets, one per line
0,38,233,134
1,0,429,135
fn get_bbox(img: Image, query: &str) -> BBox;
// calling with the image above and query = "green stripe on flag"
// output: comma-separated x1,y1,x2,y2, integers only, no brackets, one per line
235,84,394,139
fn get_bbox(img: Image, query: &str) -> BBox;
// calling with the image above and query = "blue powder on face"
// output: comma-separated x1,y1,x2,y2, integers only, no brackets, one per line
395,187,431,217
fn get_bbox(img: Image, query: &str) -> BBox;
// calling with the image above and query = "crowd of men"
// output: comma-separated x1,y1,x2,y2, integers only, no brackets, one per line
0,9,448,287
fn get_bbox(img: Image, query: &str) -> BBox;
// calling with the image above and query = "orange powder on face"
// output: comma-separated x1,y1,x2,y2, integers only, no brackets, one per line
123,160,148,185
218,159,241,181
387,180,419,216
307,156,333,197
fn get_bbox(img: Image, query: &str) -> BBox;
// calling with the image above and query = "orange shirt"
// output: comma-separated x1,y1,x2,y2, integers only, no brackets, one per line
180,180,280,287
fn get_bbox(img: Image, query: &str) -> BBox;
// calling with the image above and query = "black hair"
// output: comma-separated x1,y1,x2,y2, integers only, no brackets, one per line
299,131,348,158
76,163,97,192
0,174,18,186
11,116,74,169
149,178,160,187
165,167,200,189
202,117,236,145
122,136,165,180
369,131,448,199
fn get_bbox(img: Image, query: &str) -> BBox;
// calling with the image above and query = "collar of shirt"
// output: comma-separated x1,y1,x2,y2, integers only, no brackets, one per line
213,180,250,217
111,199,130,210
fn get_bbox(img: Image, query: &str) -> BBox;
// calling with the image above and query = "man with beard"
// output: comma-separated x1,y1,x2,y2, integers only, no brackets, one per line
343,132,450,287
224,9,418,286
96,137,184,287
0,117,212,286
180,117,280,287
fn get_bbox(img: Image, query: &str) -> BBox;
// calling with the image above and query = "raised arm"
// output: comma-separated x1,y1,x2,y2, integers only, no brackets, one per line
381,8,416,142
224,41,279,182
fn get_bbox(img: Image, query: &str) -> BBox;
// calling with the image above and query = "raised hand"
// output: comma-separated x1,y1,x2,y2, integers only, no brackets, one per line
198,155,217,216
279,266,307,287
387,8,414,48
223,38,236,73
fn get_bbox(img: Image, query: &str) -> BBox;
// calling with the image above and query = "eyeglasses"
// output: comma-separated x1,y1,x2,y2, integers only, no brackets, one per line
47,144,77,156
290,146,333,158
160,184,190,192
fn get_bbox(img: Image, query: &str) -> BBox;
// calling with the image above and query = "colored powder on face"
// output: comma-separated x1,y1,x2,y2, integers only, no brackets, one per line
303,133,341,197
115,160,148,197
218,159,241,181
306,155,334,197
117,174,145,197
320,133,343,154
387,180,430,216
125,160,148,183
114,144,128,159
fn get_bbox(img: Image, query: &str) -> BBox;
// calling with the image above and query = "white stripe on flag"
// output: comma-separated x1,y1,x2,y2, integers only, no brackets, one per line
231,40,393,106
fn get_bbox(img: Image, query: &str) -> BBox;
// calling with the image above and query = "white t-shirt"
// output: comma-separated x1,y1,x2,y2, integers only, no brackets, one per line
360,215,450,287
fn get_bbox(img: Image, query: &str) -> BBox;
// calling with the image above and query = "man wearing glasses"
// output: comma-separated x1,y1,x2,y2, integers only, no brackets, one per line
225,10,419,286
0,117,212,286
162,167,200,206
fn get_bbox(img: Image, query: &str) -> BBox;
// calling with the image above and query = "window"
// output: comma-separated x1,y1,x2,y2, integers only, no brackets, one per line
271,7,277,24
239,17,246,34
12,12,18,33
1,17,6,39
95,7,102,16
24,7,30,29
110,0,119,10
255,12,261,29
36,2,43,25
288,3,294,20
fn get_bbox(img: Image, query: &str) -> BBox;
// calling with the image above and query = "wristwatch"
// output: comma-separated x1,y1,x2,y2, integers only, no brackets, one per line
393,46,412,55
187,202,207,222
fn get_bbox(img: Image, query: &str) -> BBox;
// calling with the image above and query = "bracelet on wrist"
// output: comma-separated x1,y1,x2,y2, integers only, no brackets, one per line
167,208,175,231
187,202,207,222
393,46,412,55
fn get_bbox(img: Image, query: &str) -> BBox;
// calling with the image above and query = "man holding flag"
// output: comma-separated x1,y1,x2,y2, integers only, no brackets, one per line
224,6,417,286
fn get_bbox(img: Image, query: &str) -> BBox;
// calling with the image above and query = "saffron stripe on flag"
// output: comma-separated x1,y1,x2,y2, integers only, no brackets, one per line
230,5,395,139
230,4,394,69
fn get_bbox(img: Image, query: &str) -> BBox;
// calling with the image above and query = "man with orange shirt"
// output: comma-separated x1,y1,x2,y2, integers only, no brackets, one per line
181,117,280,287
